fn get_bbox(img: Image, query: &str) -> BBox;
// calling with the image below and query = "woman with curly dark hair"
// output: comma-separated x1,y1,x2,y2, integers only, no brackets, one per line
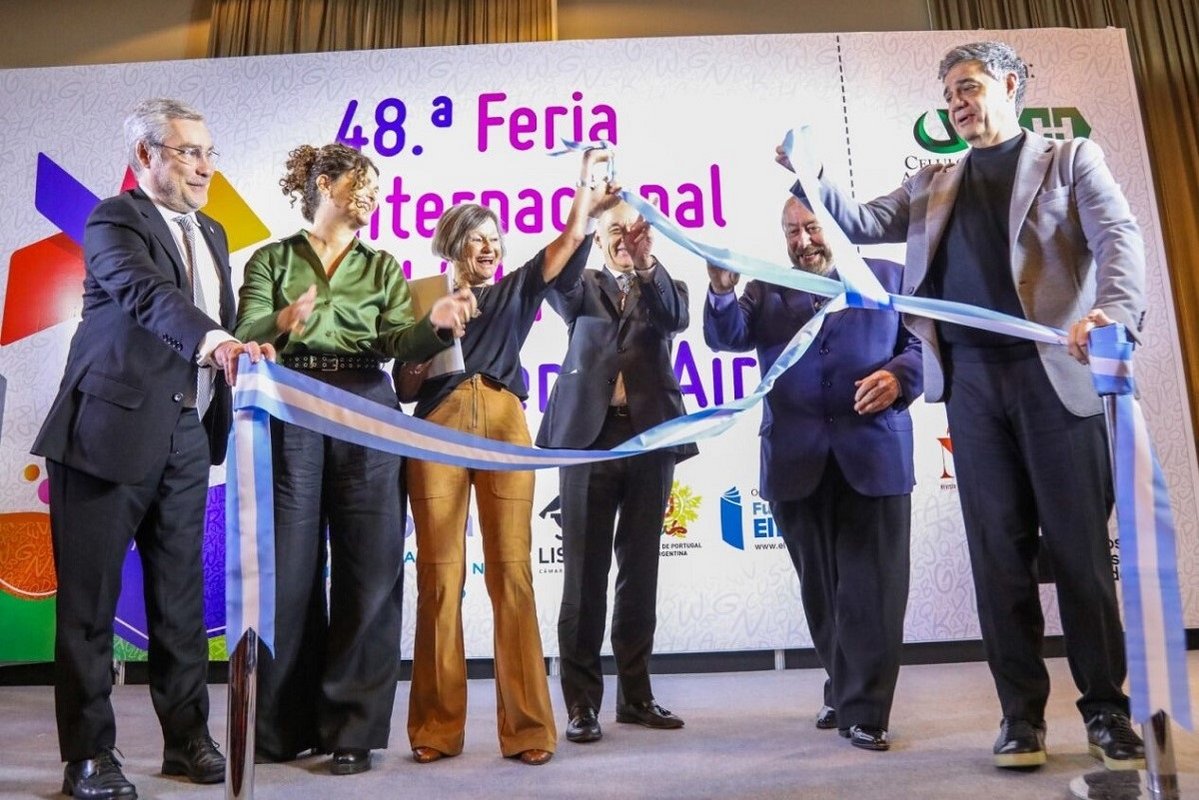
235,142,475,775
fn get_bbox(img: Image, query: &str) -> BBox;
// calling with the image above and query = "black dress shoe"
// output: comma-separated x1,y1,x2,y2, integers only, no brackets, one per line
162,734,225,784
815,705,838,730
566,707,602,743
1086,710,1146,770
993,717,1047,769
330,748,371,775
615,700,684,729
254,745,324,764
63,749,137,799
839,725,890,751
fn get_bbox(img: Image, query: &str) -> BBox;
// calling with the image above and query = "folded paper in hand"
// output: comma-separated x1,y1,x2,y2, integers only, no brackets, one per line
397,272,464,402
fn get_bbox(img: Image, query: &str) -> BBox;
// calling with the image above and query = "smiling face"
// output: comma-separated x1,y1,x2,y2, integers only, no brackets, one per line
595,202,639,274
139,118,213,213
942,59,1021,148
319,167,379,230
782,198,832,275
456,217,503,286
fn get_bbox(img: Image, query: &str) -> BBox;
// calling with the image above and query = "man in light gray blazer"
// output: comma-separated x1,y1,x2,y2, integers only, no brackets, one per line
789,40,1146,772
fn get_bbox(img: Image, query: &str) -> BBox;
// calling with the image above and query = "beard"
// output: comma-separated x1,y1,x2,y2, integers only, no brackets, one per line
791,245,833,276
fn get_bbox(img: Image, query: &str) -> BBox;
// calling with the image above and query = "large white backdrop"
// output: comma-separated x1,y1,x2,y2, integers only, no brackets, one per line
1,28,1195,660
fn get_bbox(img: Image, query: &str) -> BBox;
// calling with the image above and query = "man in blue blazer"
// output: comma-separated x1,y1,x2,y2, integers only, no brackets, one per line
704,195,922,752
792,40,1146,770
537,201,696,744
32,98,270,799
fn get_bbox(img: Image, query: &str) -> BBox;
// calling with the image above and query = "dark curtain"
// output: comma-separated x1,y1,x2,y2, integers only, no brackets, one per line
929,0,1199,446
207,0,556,56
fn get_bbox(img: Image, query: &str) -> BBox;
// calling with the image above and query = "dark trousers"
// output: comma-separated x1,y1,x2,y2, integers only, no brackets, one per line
255,370,406,758
557,409,676,714
772,457,910,730
48,410,211,763
944,349,1128,722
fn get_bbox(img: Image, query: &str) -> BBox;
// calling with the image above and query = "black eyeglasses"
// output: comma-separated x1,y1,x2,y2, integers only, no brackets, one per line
150,141,220,166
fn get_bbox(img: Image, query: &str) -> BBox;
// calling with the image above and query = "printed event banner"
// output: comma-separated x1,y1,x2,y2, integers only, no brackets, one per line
0,28,1195,662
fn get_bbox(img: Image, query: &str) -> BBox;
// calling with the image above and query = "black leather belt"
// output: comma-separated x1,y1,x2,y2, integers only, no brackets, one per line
608,405,630,417
281,353,382,371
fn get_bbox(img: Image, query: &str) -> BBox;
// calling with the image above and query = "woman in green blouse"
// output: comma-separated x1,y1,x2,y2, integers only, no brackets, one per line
235,143,473,776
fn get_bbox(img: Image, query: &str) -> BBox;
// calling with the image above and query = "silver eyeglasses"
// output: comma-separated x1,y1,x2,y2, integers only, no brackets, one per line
151,141,220,166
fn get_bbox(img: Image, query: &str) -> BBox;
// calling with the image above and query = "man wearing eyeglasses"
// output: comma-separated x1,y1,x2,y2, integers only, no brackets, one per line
33,98,272,799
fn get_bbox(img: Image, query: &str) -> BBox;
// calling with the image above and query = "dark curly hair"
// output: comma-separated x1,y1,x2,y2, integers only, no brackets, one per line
279,143,379,222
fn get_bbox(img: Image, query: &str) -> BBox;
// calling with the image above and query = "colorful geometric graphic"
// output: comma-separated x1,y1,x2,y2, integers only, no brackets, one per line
0,511,54,600
0,465,55,661
2,233,86,345
3,152,271,346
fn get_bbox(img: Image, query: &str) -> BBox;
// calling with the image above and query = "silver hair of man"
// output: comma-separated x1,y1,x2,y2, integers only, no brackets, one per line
432,203,508,264
123,98,205,174
937,41,1030,114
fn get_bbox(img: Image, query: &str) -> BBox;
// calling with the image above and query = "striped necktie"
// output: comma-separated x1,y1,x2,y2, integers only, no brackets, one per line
175,214,213,419
616,272,631,310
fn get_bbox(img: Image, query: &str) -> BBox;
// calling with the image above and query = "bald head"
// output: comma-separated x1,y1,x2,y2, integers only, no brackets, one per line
781,197,832,275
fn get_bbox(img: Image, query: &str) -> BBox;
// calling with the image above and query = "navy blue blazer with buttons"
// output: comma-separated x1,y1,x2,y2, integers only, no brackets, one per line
703,258,922,502
536,260,698,462
33,187,236,484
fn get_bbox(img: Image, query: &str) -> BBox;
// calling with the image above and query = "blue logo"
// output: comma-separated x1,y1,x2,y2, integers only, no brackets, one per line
720,487,745,549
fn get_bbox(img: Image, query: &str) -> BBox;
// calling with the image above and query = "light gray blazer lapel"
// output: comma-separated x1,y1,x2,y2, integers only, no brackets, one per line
917,163,964,286
1009,133,1055,288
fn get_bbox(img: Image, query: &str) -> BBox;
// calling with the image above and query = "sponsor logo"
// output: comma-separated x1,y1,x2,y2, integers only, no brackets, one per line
718,487,787,552
937,429,957,490
912,106,1093,156
535,496,564,573
661,481,702,557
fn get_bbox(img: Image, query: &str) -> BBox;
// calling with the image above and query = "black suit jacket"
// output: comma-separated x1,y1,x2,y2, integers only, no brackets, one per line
536,261,697,461
32,188,236,484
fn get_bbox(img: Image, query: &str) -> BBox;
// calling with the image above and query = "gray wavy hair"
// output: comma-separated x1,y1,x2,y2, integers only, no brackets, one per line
432,203,507,264
938,41,1029,113
124,98,205,174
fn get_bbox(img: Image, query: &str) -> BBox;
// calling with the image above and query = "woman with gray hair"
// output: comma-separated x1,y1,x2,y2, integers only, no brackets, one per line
402,148,619,766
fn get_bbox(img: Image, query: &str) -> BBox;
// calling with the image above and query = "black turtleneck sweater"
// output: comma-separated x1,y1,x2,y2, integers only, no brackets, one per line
926,131,1030,349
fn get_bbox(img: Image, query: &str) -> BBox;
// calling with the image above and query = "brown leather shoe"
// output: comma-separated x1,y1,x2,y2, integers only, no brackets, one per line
412,746,445,764
518,748,553,766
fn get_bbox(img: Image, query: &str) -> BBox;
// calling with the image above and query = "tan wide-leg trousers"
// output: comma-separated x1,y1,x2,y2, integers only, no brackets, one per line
406,375,557,756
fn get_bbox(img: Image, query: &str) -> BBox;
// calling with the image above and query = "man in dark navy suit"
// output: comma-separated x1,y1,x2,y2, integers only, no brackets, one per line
704,196,921,751
32,98,270,799
537,201,695,744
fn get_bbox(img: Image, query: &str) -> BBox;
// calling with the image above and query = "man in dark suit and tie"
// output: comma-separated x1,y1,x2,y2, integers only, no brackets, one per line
704,196,922,751
536,201,695,744
795,40,1146,770
32,98,271,799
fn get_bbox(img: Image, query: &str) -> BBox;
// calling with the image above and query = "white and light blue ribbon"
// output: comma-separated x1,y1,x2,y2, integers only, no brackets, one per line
229,133,1193,733
1090,325,1192,727
225,407,276,653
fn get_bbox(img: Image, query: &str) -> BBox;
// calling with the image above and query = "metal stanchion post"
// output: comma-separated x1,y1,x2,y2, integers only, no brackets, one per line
1069,712,1186,799
1146,712,1181,800
225,628,258,800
